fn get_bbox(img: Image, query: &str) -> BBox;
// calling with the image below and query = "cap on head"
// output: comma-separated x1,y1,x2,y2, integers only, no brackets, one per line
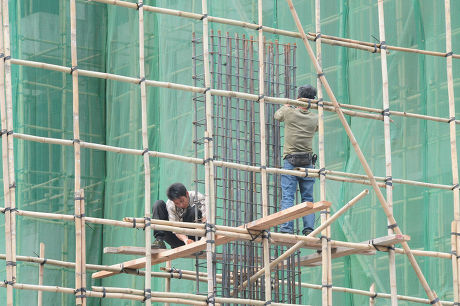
298,84,317,99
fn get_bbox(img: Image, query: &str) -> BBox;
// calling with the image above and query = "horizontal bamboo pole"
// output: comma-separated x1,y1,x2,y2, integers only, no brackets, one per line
306,98,460,125
0,206,450,260
0,282,205,305
87,0,460,63
301,283,454,305
307,32,460,60
14,132,454,191
12,58,452,127
163,266,449,305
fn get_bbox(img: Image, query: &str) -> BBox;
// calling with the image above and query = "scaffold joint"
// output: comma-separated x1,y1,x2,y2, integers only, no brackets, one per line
70,65,78,74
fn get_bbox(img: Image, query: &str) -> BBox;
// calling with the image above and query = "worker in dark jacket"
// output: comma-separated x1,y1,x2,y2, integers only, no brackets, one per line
274,84,318,235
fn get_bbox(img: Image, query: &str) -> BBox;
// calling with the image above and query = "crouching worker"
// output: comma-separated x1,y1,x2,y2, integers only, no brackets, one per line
151,183,207,249
274,84,318,236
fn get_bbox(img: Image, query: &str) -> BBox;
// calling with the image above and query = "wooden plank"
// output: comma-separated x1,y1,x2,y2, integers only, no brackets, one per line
246,201,331,230
300,234,410,267
93,200,329,279
104,246,165,256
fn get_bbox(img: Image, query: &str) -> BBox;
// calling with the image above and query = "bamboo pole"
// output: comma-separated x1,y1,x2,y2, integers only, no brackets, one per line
444,0,460,301
240,190,369,290
165,261,171,306
10,57,459,125
88,0,460,60
285,1,440,304
0,3,14,305
137,2,152,305
376,1,397,304
15,132,456,191
38,243,45,306
452,222,459,301
306,98,460,124
201,0,217,303
301,282,454,305
257,0,272,302
314,1,331,304
306,32,460,60
369,283,375,306
69,1,85,304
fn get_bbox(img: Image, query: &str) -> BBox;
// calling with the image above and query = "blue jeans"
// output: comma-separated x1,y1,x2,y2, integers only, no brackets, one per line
279,159,315,233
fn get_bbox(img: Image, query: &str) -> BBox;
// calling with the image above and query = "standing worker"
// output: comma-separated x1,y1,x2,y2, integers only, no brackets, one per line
274,84,319,235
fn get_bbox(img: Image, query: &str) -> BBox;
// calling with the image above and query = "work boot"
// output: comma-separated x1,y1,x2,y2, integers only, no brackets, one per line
302,228,314,236
151,238,166,249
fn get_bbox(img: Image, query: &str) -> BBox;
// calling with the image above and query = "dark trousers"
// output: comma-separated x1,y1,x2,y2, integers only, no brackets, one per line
152,200,202,249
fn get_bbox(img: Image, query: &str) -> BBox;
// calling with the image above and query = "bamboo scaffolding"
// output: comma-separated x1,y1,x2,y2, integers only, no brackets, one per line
306,32,460,60
257,0,272,302
0,254,454,305
69,0,85,303
314,1,331,304
240,190,368,290
444,0,460,301
0,206,450,262
12,58,453,124
137,2,153,305
0,3,14,305
88,0,460,61
301,282,454,305
13,132,456,191
38,243,45,306
0,0,456,304
376,1,397,304
285,1,440,304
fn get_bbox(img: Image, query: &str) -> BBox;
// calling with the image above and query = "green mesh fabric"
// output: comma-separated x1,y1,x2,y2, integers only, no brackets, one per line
0,0,459,305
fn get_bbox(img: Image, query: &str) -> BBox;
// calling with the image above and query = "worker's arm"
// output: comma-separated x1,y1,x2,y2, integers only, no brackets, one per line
176,233,194,244
274,105,292,121
167,202,194,244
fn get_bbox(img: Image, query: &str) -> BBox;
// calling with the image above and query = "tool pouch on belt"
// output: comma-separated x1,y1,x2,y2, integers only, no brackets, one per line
286,152,317,167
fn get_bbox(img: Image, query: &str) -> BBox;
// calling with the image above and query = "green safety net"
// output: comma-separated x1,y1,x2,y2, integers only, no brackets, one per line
0,0,459,305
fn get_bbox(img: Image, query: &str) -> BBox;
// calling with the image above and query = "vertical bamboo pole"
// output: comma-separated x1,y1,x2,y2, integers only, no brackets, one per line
201,0,217,303
444,0,460,301
314,1,331,305
369,283,376,306
377,1,397,305
69,0,85,304
451,222,459,301
0,3,14,305
137,2,152,305
79,190,86,305
285,1,440,304
38,242,45,306
257,0,272,302
165,261,171,306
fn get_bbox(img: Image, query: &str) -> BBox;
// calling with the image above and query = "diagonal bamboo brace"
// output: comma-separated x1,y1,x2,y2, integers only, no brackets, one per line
285,1,440,304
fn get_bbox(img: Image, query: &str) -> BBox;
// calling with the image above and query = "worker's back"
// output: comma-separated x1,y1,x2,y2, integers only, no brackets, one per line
274,105,318,158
